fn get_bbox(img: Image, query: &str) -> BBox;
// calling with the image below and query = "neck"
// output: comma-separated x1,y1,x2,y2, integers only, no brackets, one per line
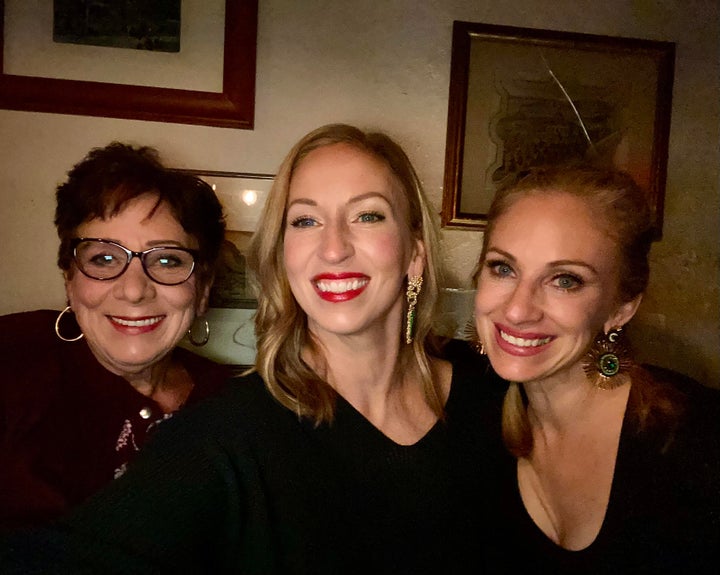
522,364,627,436
121,355,172,396
306,330,406,402
305,303,409,400
304,321,442,444
122,355,194,414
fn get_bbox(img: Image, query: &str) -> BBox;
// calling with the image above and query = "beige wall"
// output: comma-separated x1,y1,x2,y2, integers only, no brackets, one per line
1,0,718,384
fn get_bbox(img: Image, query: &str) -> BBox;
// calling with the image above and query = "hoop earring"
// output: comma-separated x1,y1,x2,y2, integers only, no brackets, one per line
405,275,423,345
582,327,632,390
187,318,210,347
55,306,84,342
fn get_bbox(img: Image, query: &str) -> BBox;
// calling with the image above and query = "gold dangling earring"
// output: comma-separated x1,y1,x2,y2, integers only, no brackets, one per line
187,318,210,347
582,326,632,389
55,306,84,342
462,318,485,355
405,275,423,345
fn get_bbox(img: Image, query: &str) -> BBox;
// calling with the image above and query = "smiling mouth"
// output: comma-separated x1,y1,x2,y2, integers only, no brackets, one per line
110,316,164,327
499,330,552,348
314,278,369,294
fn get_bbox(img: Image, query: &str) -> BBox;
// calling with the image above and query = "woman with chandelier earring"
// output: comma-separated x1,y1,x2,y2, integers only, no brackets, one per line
0,143,231,531
470,164,720,573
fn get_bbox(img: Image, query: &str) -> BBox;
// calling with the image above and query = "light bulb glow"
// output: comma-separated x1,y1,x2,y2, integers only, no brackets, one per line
242,189,258,206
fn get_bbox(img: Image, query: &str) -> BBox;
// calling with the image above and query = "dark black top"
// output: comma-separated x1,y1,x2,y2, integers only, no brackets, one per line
1,357,501,574
478,365,720,574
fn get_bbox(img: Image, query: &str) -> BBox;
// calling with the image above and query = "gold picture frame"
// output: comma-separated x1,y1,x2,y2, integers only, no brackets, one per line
176,169,273,367
442,21,675,236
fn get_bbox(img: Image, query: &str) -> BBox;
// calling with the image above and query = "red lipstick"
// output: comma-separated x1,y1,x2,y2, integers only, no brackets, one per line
108,315,165,335
312,273,369,303
494,323,554,357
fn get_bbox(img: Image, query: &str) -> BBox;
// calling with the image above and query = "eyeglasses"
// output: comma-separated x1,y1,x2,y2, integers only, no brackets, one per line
71,238,198,286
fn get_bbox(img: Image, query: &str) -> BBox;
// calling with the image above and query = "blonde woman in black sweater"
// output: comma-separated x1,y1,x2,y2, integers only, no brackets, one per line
1,124,498,574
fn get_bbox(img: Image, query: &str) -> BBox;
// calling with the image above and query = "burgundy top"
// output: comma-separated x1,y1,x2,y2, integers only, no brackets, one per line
0,309,231,530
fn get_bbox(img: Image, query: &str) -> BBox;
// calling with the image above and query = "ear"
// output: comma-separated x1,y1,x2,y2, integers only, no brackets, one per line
196,278,213,317
406,238,426,279
604,294,643,333
63,271,74,307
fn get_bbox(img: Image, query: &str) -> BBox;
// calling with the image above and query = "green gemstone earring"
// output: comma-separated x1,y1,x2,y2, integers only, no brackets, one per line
405,275,423,344
583,327,632,390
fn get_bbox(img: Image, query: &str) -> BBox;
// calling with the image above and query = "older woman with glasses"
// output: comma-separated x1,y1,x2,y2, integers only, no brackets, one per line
0,143,230,530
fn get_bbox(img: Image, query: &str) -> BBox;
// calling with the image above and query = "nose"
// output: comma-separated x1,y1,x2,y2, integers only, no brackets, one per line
112,258,156,303
319,220,354,263
503,280,543,324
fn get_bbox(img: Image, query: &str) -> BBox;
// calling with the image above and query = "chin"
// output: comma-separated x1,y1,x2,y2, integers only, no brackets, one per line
111,353,164,373
488,355,537,384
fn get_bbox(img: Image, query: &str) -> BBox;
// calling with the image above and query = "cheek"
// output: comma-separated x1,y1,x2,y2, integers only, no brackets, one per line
474,277,504,315
550,295,608,338
474,288,497,332
372,231,407,270
282,236,320,291
66,275,107,309
282,243,303,287
163,282,201,313
587,306,615,335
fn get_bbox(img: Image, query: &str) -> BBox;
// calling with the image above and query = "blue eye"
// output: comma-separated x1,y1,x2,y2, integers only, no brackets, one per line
290,216,317,228
357,211,385,223
553,274,583,290
486,260,513,278
156,256,182,268
144,249,195,272
89,253,118,267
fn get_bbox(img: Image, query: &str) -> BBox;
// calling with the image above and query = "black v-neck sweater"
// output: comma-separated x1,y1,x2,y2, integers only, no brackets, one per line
1,358,503,574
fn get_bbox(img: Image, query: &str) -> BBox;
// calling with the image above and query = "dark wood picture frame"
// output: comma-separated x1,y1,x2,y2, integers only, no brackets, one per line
0,0,258,129
442,21,675,235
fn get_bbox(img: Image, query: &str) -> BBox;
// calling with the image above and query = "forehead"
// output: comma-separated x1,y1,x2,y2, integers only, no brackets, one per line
289,143,401,201
77,195,189,240
490,191,618,264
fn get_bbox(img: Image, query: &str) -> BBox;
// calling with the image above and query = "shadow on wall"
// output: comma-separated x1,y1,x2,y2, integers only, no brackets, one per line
629,318,714,389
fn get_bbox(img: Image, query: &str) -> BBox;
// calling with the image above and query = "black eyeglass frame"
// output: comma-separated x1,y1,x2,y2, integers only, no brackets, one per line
70,238,199,286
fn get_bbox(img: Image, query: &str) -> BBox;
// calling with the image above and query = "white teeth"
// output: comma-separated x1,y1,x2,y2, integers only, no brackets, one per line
112,316,163,327
315,278,368,293
500,331,551,348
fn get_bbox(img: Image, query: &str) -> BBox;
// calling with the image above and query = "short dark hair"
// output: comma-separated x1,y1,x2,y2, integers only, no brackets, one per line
55,142,225,282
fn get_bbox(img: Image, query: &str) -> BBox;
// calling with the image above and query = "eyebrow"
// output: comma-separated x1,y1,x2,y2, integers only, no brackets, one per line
146,239,188,248
95,238,189,249
486,248,600,275
287,191,394,210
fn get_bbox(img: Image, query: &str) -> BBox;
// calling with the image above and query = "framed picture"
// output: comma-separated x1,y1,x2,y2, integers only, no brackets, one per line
441,21,675,235
176,170,274,367
177,169,274,309
0,0,258,129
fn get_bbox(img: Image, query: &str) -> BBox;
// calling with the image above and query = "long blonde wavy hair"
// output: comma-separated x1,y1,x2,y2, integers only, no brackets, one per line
246,124,444,425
